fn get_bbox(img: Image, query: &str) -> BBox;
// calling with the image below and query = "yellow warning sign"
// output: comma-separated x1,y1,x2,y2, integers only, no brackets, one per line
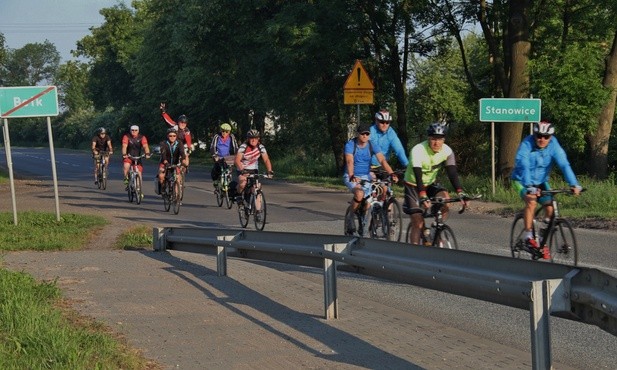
344,89,374,105
343,60,374,90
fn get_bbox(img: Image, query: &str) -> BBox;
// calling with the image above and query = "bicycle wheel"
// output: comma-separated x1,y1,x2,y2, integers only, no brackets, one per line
238,199,249,228
128,175,135,203
163,182,171,212
384,198,403,241
101,165,107,190
344,205,361,236
135,175,143,205
547,218,578,266
433,225,458,249
97,166,103,189
509,213,528,259
172,181,181,214
253,191,267,231
215,184,224,207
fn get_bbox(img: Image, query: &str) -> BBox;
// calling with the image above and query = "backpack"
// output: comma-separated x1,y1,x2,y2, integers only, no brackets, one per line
352,137,375,156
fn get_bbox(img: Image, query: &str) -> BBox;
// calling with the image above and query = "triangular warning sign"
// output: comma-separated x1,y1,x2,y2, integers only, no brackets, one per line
343,60,374,90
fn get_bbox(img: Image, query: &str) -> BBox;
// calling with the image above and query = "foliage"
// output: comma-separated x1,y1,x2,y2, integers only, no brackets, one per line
0,269,152,369
0,40,60,86
115,225,152,249
55,61,93,112
0,212,107,251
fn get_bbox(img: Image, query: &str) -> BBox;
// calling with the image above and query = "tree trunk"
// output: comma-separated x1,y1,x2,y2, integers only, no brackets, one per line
588,30,617,179
498,0,531,179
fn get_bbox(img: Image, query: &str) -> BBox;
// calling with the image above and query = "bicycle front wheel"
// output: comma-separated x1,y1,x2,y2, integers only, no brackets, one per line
344,205,361,237
509,213,527,259
135,175,143,205
238,199,249,228
163,182,171,212
433,225,458,249
172,181,181,214
101,165,107,190
384,198,403,242
128,177,135,203
215,186,224,207
547,218,578,266
253,191,267,231
97,167,103,189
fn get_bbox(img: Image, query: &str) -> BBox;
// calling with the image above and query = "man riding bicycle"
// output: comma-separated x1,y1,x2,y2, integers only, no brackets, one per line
121,125,151,188
344,123,398,237
160,102,193,167
157,128,189,194
91,127,113,185
511,121,582,257
234,129,273,198
210,122,239,188
403,122,468,245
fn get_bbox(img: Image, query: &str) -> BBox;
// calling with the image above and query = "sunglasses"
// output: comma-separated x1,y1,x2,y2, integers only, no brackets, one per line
360,132,370,136
168,134,177,137
378,121,390,125
535,134,551,140
131,129,138,132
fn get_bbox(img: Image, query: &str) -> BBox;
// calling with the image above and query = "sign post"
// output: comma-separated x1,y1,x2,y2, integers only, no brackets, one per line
479,98,542,195
343,60,374,130
0,86,60,224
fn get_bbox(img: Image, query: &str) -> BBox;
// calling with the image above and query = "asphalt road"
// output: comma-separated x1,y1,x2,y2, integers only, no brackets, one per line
2,147,616,369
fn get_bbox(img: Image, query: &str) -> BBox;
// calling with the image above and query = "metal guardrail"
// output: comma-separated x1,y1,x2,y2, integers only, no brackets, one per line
153,227,617,370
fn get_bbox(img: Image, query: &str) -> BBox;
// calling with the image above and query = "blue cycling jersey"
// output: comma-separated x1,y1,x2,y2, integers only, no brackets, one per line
511,135,579,187
369,124,409,167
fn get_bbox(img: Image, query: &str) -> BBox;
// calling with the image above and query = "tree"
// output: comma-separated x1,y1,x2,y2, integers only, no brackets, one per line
55,61,93,112
1,41,60,86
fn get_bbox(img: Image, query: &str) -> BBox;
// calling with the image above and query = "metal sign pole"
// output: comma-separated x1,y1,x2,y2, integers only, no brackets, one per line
2,118,18,225
357,104,360,126
46,116,61,221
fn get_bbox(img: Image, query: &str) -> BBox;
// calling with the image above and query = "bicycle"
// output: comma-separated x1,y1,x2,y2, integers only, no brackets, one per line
343,175,403,241
405,194,480,249
236,172,268,231
126,155,145,204
161,163,184,215
213,157,234,209
94,150,110,190
509,188,584,266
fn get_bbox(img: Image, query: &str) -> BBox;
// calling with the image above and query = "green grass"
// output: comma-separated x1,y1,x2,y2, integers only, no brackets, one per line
115,225,153,250
0,269,153,369
0,212,108,251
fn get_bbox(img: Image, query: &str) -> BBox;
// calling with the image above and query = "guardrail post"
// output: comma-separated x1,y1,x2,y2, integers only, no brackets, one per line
530,280,552,370
216,235,230,277
152,227,167,251
324,243,349,319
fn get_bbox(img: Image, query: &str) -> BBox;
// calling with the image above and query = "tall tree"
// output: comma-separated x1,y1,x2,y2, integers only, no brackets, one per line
1,41,60,86
55,61,93,112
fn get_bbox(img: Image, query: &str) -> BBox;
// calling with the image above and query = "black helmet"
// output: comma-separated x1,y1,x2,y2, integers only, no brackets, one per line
246,129,260,138
98,127,107,134
177,114,188,123
167,127,178,134
427,122,448,136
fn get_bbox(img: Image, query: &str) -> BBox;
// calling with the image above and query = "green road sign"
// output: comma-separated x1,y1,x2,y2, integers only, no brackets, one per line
479,98,541,122
0,86,59,118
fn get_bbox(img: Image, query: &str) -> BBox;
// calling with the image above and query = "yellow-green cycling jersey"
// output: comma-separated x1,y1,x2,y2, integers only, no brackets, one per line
404,141,458,190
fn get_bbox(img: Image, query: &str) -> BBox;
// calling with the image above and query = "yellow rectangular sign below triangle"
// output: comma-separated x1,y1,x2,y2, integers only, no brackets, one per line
343,60,374,90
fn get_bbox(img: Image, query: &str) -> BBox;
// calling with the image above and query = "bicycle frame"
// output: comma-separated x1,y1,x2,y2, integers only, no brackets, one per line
127,155,145,204
237,172,268,230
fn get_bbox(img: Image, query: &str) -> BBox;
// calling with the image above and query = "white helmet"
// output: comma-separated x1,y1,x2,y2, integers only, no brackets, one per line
374,109,392,122
533,121,555,135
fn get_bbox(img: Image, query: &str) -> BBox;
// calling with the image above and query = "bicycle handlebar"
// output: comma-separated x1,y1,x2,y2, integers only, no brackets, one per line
540,188,586,196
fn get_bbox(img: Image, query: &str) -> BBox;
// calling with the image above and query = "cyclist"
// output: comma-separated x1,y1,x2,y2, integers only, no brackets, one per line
91,127,113,185
370,109,409,169
344,123,398,237
403,122,468,245
160,102,193,167
511,121,582,257
121,125,152,189
210,122,239,187
157,128,189,194
234,129,273,199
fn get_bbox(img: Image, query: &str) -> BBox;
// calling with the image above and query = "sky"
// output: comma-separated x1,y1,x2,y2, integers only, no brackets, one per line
0,0,125,62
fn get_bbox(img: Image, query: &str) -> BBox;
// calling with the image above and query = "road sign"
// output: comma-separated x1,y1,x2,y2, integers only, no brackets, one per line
344,60,374,90
0,86,59,118
479,98,541,122
344,89,374,104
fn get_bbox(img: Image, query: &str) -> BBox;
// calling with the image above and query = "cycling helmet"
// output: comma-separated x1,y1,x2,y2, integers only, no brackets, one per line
97,127,107,134
167,127,178,134
533,121,555,135
427,122,448,136
246,129,260,138
220,123,232,132
177,114,188,123
374,109,393,122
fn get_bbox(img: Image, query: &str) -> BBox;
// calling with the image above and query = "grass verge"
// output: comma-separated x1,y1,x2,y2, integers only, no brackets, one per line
115,225,153,250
